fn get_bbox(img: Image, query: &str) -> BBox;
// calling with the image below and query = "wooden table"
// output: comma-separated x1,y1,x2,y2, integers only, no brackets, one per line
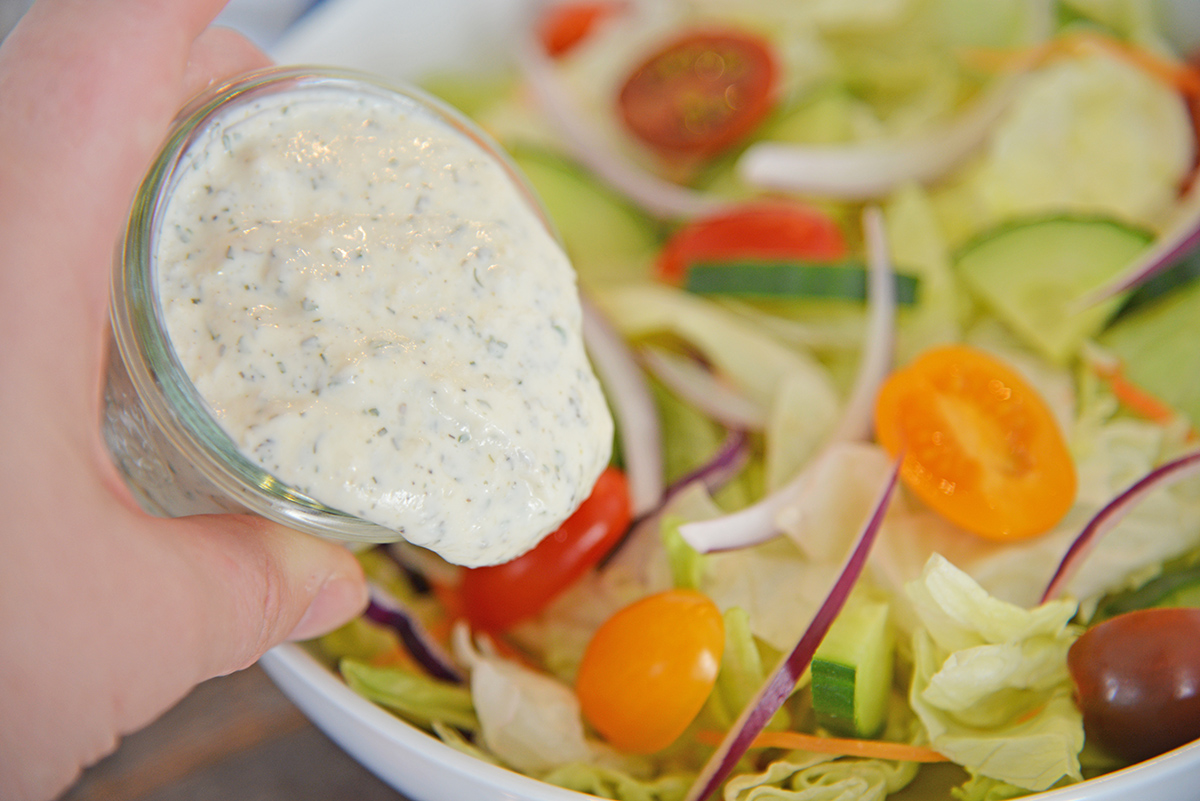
62,665,413,801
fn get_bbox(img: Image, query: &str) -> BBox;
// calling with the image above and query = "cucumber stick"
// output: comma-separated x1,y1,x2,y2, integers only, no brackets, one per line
954,216,1152,364
686,261,919,305
811,598,894,739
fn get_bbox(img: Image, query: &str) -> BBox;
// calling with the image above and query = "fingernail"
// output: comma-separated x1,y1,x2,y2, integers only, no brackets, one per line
288,574,368,642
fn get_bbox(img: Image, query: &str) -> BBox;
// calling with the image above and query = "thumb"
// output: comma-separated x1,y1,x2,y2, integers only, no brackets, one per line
165,514,369,678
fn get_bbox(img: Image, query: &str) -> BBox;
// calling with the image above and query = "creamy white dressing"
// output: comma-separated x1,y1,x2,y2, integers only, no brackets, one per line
153,86,612,566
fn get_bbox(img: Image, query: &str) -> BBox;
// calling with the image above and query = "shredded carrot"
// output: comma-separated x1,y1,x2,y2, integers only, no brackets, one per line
695,730,949,763
1090,360,1182,425
1063,32,1200,98
960,31,1200,99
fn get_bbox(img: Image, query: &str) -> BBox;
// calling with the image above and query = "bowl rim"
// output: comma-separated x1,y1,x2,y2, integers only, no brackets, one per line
260,641,1200,801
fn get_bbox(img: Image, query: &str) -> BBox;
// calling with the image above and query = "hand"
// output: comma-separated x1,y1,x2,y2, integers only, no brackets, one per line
0,3,369,799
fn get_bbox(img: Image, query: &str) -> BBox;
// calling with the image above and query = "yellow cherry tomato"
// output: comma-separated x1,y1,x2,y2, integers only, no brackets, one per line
575,589,724,753
874,344,1076,540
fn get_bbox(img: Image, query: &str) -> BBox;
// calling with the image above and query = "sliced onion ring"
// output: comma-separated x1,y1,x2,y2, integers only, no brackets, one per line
679,205,897,552
1041,448,1200,603
683,455,902,801
737,74,1025,200
582,295,664,516
662,428,751,505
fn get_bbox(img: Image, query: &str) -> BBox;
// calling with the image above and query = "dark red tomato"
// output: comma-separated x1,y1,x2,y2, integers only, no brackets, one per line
537,2,625,58
656,202,848,284
618,29,778,159
461,467,631,631
1067,607,1200,762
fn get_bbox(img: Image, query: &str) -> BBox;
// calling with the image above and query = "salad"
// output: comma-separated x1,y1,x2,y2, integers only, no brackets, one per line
307,0,1200,798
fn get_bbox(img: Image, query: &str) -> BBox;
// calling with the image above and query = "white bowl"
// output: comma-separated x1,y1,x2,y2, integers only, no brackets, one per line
261,1,1200,799
259,643,1200,801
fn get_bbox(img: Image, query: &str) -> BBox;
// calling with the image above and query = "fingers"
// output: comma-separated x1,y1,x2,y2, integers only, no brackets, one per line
168,515,369,678
182,25,273,104
0,3,272,436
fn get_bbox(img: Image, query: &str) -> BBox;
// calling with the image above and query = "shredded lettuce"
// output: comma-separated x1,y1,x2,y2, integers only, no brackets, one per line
775,441,896,564
664,516,707,592
905,555,1083,792
705,606,788,732
724,754,919,801
452,624,593,773
540,762,692,801
594,284,840,428
339,659,479,732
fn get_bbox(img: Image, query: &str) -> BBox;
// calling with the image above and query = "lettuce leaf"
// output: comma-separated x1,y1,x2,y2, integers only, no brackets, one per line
339,659,479,732
905,555,1083,792
967,51,1193,229
541,762,692,801
594,284,839,429
723,753,919,801
452,624,593,773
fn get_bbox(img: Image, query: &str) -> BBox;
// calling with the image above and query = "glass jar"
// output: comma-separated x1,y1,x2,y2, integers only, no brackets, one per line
102,66,555,545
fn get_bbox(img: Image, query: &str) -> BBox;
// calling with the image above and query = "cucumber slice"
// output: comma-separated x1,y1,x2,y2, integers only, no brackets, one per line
811,598,894,739
508,146,662,288
1094,562,1200,622
954,216,1152,364
1098,278,1200,427
686,261,919,305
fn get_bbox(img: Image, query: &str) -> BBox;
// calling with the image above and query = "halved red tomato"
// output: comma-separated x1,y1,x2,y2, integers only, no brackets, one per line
460,467,632,631
655,201,848,284
537,2,625,58
618,28,779,159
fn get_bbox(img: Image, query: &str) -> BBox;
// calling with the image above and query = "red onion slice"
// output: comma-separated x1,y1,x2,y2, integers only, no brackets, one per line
662,428,751,505
364,583,466,685
515,12,728,220
1041,448,1200,603
678,206,896,552
682,455,902,801
582,295,664,517
1075,187,1200,308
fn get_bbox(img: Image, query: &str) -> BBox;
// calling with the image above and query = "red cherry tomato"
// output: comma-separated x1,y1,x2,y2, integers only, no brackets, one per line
576,589,724,753
537,2,624,58
461,467,631,632
1068,607,1200,763
618,29,779,159
656,202,848,284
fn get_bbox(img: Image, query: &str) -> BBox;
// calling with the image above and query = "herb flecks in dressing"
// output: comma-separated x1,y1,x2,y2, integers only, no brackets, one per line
155,88,612,566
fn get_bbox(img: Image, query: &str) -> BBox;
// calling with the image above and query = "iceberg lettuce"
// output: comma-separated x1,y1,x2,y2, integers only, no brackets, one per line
905,555,1083,792
339,659,479,733
452,624,593,773
724,753,918,801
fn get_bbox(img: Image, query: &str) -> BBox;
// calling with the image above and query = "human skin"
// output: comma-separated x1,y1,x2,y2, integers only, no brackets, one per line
0,2,369,799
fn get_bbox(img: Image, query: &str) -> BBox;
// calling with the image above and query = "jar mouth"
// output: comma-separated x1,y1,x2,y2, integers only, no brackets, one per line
110,65,559,540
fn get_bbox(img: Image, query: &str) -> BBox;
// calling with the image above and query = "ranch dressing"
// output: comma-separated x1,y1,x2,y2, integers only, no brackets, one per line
152,83,612,567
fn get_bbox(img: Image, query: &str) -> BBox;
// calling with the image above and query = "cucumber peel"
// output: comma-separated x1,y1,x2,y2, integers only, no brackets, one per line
1093,562,1200,622
954,216,1152,364
685,261,919,305
811,597,894,739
